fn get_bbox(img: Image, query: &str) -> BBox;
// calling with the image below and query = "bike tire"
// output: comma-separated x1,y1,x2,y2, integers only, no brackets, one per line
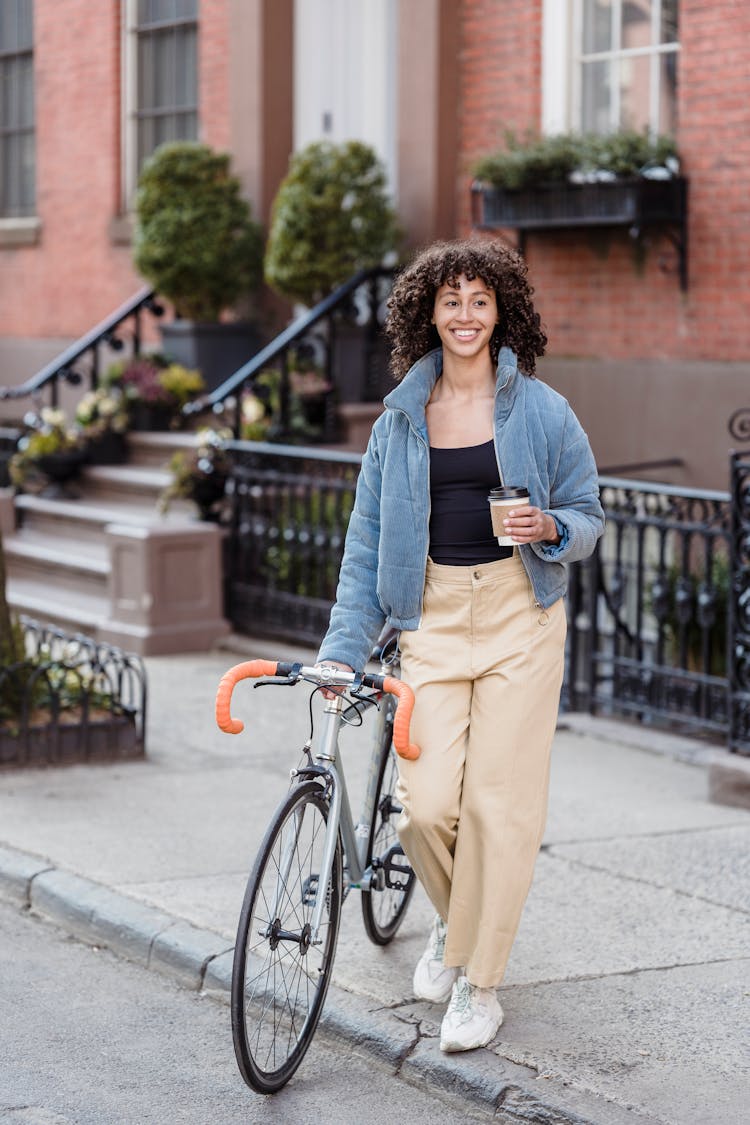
231,780,343,1094
360,707,416,946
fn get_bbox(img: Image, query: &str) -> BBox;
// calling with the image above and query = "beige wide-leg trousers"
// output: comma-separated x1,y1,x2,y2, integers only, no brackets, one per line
396,552,566,989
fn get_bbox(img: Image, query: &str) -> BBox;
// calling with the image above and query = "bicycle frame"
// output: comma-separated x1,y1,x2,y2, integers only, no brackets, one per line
215,654,417,947
294,689,393,943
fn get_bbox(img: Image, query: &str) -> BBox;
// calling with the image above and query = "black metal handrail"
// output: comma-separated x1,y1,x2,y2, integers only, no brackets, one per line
189,265,395,439
0,286,162,407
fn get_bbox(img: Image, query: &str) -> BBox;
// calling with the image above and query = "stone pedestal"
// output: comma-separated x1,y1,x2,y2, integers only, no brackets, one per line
104,522,229,655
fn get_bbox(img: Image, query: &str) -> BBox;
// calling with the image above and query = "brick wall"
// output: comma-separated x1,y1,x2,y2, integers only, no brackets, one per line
0,0,237,347
0,1,136,340
457,0,750,362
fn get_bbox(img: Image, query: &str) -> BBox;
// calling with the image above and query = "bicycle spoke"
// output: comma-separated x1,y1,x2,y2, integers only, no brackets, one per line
231,783,342,1093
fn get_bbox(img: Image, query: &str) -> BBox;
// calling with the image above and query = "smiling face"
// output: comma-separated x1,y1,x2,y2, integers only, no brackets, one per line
432,274,499,364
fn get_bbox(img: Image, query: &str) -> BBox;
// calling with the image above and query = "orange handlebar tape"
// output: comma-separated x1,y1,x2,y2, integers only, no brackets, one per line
382,676,421,760
215,660,279,734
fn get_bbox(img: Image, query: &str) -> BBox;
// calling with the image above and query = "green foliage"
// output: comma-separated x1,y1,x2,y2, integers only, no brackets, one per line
264,140,400,307
8,408,85,491
158,427,232,515
134,142,264,322
473,130,679,191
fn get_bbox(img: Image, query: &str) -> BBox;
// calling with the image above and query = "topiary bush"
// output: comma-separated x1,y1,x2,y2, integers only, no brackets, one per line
264,140,400,307
134,141,264,322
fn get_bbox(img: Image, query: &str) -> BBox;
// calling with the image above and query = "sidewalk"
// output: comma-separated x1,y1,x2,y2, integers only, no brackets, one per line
1,640,748,1124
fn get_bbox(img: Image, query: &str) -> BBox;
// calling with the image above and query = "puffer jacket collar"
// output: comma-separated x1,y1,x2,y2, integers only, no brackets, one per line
383,345,522,432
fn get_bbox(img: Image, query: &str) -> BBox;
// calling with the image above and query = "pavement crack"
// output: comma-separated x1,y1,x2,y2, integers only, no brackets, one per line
392,1019,423,1076
545,848,750,915
503,952,750,990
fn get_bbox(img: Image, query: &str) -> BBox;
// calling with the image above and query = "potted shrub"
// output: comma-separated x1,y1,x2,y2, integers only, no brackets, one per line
264,140,400,403
471,129,685,270
159,427,233,522
133,141,265,393
9,408,87,498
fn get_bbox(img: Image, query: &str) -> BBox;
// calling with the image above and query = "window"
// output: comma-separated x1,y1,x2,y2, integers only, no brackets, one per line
124,0,198,201
575,0,679,134
0,0,35,218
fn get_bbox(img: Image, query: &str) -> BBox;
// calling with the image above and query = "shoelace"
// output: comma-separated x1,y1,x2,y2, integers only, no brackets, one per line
448,978,474,1016
432,919,447,958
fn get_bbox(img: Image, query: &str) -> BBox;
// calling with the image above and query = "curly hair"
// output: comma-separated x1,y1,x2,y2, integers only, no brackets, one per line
384,239,547,381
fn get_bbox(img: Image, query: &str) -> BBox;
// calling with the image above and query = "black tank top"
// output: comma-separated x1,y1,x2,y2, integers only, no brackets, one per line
429,439,514,565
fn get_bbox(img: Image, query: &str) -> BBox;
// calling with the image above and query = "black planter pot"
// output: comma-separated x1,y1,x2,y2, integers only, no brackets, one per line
189,472,228,521
128,401,175,432
36,449,86,499
85,430,128,465
160,321,264,394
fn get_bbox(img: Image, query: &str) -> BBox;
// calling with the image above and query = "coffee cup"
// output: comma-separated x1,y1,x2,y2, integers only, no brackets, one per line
488,486,530,546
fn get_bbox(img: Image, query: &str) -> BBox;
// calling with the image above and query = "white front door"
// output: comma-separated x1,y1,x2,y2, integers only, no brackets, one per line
293,0,398,197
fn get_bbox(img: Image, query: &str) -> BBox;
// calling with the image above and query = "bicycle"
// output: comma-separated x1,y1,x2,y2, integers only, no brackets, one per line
215,635,420,1095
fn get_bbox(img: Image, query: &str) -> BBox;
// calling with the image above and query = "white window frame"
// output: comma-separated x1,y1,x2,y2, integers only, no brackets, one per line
0,0,35,219
542,0,679,137
120,0,199,211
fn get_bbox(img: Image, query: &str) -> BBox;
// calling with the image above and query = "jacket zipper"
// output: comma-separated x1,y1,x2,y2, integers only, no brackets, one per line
492,372,544,609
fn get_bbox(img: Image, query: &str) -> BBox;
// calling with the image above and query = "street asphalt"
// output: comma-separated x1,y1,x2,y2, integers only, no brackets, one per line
1,635,748,1125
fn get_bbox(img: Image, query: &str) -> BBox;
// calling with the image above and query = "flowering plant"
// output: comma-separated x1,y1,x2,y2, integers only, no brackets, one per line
158,427,232,520
74,388,129,437
103,356,206,417
8,408,87,492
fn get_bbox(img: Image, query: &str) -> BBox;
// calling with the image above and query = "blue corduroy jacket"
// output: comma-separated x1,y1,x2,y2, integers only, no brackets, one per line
317,346,604,671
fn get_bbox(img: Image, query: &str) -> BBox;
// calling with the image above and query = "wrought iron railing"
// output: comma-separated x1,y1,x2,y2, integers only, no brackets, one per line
223,446,747,751
729,451,750,753
564,475,733,741
0,286,163,411
195,265,395,441
0,617,148,768
225,440,361,644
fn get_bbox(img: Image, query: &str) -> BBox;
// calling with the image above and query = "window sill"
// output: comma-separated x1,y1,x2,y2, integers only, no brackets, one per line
0,217,42,247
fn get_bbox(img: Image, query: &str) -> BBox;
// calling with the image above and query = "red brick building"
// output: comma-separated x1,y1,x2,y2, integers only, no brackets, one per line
1,1,748,487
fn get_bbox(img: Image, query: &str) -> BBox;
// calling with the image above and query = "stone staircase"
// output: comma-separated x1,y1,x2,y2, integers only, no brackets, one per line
2,432,229,655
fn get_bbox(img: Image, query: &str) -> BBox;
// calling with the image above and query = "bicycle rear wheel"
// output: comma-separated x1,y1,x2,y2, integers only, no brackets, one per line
361,710,416,945
231,780,343,1094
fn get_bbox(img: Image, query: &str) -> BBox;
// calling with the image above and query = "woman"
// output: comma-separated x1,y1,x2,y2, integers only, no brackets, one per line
317,239,604,1052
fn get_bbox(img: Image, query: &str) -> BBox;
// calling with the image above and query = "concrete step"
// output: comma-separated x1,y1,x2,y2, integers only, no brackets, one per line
334,402,383,451
6,573,110,634
13,491,194,539
5,535,109,604
125,430,201,469
81,463,171,505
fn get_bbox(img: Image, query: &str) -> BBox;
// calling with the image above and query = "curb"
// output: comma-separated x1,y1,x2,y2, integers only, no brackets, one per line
0,842,650,1125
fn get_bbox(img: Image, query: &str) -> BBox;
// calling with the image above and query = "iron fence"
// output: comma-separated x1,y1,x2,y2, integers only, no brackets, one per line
0,618,147,768
224,446,748,753
225,441,361,645
564,475,732,742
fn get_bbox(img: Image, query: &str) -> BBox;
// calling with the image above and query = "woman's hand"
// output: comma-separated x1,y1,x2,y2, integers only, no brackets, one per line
315,660,354,700
503,505,561,545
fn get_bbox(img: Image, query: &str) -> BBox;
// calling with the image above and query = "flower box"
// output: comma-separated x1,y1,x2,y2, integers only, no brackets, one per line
471,176,688,289
472,176,686,231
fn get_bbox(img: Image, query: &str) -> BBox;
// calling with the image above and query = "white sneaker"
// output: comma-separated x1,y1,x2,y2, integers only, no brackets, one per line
412,915,460,1003
439,975,504,1052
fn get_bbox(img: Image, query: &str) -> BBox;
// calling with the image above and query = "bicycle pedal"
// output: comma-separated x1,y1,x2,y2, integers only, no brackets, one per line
380,843,412,890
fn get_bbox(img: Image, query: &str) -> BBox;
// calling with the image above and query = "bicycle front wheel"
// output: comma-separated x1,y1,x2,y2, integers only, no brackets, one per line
231,780,343,1094
361,713,416,945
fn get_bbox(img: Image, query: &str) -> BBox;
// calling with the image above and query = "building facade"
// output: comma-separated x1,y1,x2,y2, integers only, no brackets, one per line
1,0,748,486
